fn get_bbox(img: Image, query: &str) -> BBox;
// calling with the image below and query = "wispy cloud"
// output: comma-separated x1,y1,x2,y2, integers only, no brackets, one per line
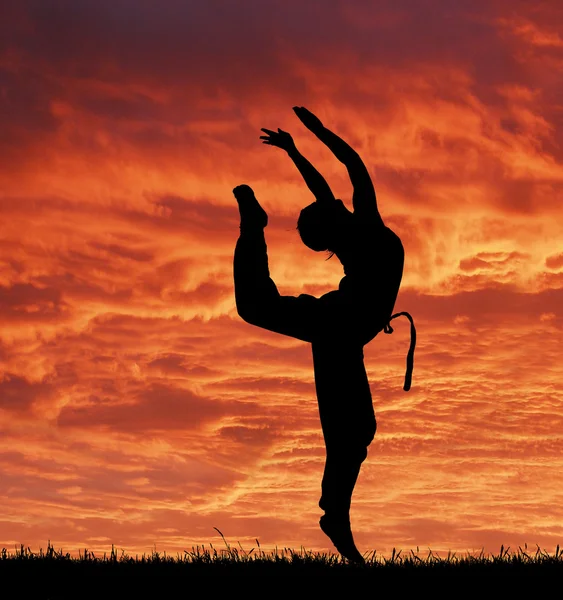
0,0,562,555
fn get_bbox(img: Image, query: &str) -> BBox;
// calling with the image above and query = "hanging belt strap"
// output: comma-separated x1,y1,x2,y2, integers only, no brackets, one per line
384,311,416,392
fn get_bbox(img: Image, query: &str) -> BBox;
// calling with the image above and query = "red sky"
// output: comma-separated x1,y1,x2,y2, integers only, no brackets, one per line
1,0,562,556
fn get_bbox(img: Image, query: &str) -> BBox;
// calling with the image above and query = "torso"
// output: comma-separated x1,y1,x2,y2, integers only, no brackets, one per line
336,217,404,335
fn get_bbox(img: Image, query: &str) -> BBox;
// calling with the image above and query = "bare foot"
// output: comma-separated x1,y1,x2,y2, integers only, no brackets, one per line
233,184,268,229
320,514,364,564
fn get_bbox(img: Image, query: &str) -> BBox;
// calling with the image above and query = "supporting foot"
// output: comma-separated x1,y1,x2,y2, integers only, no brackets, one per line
233,184,268,229
320,514,365,564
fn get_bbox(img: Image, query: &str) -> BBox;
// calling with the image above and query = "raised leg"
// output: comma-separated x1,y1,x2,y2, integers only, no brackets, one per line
233,185,318,343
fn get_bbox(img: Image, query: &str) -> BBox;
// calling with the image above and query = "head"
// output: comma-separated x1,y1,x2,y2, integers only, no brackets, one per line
297,199,352,254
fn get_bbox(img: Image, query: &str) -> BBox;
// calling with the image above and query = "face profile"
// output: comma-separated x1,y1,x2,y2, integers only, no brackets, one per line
297,200,353,253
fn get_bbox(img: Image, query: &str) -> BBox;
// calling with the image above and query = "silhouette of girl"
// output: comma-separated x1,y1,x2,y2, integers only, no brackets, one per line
233,107,415,562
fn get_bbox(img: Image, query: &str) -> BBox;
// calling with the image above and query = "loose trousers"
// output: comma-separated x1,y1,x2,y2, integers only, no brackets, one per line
234,230,379,515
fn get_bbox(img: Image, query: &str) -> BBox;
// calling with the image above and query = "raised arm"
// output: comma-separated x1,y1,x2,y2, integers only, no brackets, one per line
293,107,384,226
260,127,336,204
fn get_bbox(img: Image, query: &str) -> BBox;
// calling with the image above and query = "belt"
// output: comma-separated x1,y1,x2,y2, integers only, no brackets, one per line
384,312,416,391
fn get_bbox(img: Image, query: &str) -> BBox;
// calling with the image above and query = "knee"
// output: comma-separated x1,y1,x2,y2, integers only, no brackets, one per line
355,445,368,464
237,289,280,328
345,444,368,465
326,443,368,465
365,416,377,446
236,300,271,330
237,306,262,327
236,302,261,327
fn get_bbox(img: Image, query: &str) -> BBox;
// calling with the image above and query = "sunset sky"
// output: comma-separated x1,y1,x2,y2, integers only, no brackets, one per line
1,0,563,557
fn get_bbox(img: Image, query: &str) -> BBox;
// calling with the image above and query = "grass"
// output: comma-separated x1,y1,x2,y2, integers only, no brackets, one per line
2,530,562,596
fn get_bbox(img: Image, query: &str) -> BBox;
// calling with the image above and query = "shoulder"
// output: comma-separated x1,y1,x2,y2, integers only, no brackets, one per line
351,216,403,253
377,226,404,260
369,221,402,244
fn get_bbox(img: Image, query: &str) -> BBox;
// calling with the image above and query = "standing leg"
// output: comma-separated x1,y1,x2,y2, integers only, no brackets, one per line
312,341,377,562
319,445,372,517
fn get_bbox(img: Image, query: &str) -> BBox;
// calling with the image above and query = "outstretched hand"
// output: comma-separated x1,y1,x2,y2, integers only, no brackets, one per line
293,106,324,132
260,128,296,151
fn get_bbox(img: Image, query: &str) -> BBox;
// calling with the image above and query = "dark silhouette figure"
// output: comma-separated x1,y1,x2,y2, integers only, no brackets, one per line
233,106,415,562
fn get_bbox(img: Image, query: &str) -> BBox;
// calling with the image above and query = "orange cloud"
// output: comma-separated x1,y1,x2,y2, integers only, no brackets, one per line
1,0,562,557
